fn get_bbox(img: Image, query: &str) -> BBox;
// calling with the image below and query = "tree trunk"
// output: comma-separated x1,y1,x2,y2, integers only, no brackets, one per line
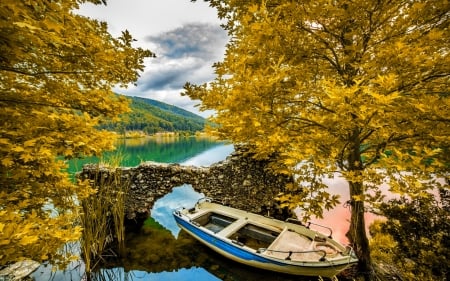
346,181,374,281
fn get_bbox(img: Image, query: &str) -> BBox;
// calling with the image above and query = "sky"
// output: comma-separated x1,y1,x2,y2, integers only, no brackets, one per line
77,0,229,117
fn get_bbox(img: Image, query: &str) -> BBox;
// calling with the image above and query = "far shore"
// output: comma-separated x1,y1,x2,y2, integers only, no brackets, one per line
116,130,215,139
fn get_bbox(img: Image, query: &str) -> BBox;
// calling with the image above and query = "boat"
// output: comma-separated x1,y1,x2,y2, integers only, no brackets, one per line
173,198,358,278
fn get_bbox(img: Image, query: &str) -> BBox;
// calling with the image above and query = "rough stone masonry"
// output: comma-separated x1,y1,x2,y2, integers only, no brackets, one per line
78,146,294,225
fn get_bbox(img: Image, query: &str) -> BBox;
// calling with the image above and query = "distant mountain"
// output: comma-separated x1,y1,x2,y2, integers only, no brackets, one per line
99,95,206,134
135,97,203,121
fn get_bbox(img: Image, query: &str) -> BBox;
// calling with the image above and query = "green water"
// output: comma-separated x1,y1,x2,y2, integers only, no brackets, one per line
67,136,227,176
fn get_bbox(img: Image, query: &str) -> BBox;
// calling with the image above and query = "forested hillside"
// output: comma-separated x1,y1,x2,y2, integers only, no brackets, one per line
100,95,206,134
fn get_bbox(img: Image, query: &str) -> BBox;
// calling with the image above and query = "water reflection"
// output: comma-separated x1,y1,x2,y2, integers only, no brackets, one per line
67,136,227,176
181,144,234,167
32,259,85,281
151,184,203,237
91,267,221,281
115,136,228,166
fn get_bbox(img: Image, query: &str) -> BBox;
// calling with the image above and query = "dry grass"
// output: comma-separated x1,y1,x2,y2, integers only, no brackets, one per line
79,153,129,273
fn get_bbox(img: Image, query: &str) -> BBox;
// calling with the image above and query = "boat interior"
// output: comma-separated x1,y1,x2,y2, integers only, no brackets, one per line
228,223,280,249
190,210,341,261
191,211,280,248
191,211,237,233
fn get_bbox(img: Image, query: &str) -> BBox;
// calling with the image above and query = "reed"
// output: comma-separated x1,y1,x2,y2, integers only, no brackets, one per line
87,267,127,281
78,152,129,273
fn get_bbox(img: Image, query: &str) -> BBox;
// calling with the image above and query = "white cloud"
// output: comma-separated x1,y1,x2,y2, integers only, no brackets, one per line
77,0,221,39
77,0,228,118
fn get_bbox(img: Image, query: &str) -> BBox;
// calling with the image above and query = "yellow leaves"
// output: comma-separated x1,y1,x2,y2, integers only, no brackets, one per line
0,239,10,246
1,157,14,167
11,146,25,153
342,170,364,183
248,4,260,14
20,153,34,163
17,200,32,210
13,21,38,31
23,139,36,147
64,148,74,157
352,195,365,202
267,133,289,147
19,236,39,246
373,74,399,92
0,138,10,145
413,103,427,112
0,206,82,264
394,41,406,52
426,29,444,41
38,147,52,158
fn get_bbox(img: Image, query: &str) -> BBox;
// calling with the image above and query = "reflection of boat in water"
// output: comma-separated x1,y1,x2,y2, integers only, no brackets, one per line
173,198,358,278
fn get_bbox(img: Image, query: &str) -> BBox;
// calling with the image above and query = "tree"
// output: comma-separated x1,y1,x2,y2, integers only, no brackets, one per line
186,0,450,279
0,0,152,266
370,187,450,280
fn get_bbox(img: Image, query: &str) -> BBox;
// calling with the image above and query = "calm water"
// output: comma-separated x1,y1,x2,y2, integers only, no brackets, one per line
66,136,232,174
31,136,337,281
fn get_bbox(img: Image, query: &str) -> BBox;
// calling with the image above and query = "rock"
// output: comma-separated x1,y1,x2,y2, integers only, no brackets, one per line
0,260,40,281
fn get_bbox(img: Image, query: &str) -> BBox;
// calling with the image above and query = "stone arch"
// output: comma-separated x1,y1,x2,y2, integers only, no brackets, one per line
78,147,293,224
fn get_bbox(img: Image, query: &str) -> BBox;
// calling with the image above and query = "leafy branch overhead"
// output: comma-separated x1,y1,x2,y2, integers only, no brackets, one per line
0,0,153,265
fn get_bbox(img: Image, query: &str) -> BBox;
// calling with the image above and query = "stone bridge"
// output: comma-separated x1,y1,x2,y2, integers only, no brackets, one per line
79,146,293,224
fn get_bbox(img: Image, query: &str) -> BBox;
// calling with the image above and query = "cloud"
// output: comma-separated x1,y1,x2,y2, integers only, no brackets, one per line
77,1,227,117
138,56,203,91
116,23,228,117
147,23,227,60
77,0,222,41
138,23,228,91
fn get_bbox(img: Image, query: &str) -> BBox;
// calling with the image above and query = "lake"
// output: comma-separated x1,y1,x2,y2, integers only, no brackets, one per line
31,136,350,281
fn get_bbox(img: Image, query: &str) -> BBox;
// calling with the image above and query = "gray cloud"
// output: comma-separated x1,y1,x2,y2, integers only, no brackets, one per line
146,23,228,60
133,22,228,93
139,60,196,91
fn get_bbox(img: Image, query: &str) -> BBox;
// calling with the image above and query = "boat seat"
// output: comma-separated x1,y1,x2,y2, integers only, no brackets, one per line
217,218,248,237
264,228,322,261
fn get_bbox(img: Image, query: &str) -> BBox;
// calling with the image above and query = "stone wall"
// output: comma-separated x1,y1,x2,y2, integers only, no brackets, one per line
78,146,293,223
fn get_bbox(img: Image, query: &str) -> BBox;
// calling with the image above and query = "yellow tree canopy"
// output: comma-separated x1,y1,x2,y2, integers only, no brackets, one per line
0,0,153,265
187,0,449,278
188,0,449,208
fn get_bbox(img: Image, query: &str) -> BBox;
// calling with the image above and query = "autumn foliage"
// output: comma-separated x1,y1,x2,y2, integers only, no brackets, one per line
370,188,450,280
187,0,449,279
0,0,152,265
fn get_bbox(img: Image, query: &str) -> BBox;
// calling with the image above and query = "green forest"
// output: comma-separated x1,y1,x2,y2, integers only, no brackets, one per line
99,95,206,135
